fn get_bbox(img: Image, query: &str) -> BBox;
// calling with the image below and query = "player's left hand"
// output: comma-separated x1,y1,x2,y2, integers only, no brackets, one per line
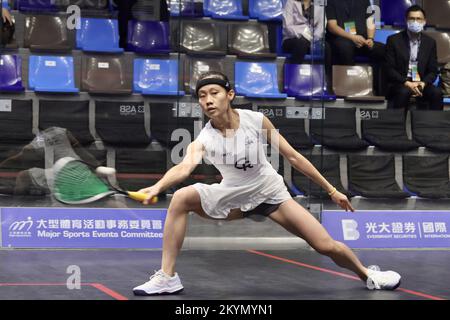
331,191,355,212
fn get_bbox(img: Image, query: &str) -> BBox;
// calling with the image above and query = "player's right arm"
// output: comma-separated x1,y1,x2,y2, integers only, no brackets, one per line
138,141,204,204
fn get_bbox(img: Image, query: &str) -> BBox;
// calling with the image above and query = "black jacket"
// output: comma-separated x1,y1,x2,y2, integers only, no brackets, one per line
385,30,438,91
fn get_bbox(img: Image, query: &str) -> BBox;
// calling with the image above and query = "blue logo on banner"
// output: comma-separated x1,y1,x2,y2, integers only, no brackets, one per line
1,207,167,249
322,210,450,248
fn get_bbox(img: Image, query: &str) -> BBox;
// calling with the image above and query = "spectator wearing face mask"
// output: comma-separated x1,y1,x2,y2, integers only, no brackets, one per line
385,5,442,110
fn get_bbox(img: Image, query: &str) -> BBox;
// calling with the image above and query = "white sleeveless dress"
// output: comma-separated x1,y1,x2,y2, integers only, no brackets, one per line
193,109,292,219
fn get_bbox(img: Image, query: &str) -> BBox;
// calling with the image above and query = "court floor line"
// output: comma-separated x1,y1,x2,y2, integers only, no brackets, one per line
0,282,129,300
89,283,129,300
247,249,446,301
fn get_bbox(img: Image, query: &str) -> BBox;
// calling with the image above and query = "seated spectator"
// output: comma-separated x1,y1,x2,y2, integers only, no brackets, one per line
385,5,443,110
326,0,384,65
326,0,386,94
282,0,326,64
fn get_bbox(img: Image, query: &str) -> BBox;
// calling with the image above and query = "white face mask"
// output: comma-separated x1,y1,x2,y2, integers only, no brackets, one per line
407,21,424,34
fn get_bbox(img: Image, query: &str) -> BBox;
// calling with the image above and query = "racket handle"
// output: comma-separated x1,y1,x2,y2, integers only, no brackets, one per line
127,191,158,204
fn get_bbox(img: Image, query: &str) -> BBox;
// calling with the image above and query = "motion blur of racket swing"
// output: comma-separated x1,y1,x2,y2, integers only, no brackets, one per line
52,157,157,204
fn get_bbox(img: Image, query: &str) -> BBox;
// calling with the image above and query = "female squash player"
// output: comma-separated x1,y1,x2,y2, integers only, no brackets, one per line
133,71,401,295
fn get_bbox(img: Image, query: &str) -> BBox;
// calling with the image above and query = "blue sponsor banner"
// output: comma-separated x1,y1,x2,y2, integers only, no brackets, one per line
1,207,167,249
322,210,450,248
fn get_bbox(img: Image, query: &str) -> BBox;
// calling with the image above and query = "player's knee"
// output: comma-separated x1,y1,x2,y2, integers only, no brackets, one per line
169,188,193,211
314,239,337,256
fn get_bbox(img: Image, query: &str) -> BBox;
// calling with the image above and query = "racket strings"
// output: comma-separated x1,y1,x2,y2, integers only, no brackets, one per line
54,161,110,202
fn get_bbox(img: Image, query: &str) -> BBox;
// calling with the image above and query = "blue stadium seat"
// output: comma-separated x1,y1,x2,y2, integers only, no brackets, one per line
127,20,170,55
133,59,185,96
203,0,248,20
16,0,58,12
444,98,450,104
28,55,79,93
284,64,336,101
248,0,285,21
76,18,123,53
234,61,287,98
168,0,203,17
380,0,416,27
374,29,401,44
0,55,25,92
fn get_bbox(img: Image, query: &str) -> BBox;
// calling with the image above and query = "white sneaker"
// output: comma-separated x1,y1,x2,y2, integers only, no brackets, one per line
133,269,184,296
366,267,401,290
